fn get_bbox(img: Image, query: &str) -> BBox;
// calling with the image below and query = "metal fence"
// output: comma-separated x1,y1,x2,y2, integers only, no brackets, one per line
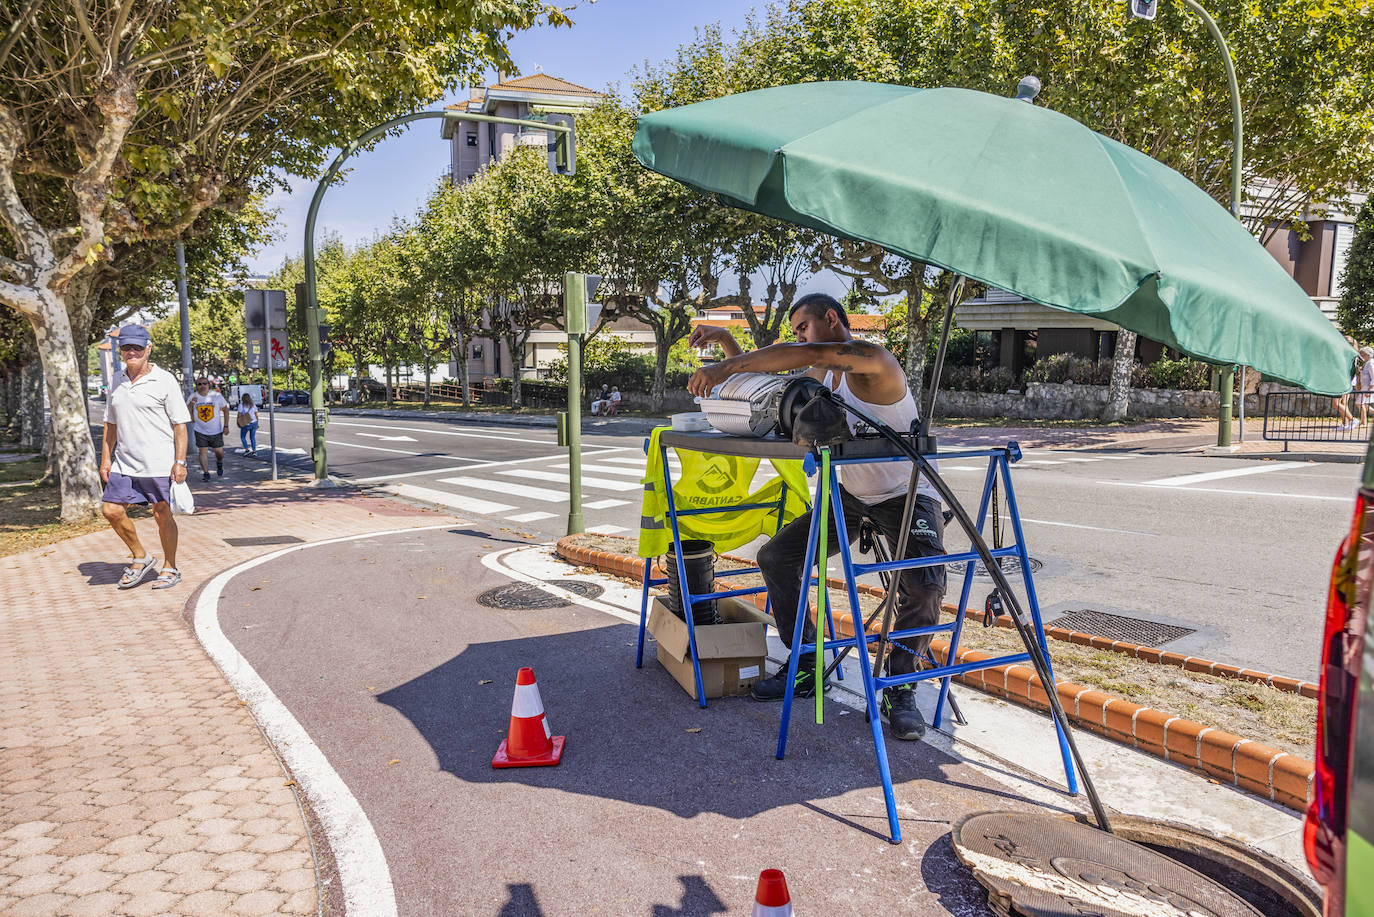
1263,391,1373,449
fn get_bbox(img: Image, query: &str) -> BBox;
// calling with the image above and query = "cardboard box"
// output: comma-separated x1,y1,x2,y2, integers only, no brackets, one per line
648,595,768,700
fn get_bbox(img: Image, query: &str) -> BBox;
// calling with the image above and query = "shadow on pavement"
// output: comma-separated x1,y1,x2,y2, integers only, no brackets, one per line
375,623,1035,830
78,560,126,586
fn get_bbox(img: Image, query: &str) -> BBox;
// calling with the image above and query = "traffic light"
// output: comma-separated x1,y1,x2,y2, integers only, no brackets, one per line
546,114,576,176
564,272,602,334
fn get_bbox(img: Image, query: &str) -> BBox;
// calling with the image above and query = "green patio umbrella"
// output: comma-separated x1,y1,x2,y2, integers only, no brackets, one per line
632,81,1355,396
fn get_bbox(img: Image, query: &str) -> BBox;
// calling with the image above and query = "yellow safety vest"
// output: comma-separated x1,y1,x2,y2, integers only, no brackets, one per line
637,426,812,558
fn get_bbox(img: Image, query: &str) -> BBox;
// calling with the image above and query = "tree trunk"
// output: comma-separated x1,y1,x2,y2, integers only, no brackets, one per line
455,335,470,407
20,348,43,452
29,301,102,519
651,328,670,414
384,360,394,406
1101,329,1137,422
422,354,432,407
503,331,522,409
902,288,931,409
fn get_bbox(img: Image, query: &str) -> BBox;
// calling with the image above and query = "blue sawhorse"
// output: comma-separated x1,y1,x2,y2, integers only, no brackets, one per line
776,442,1079,844
634,433,848,707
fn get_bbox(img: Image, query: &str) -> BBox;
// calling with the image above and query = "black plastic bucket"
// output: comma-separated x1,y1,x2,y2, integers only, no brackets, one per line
665,540,718,625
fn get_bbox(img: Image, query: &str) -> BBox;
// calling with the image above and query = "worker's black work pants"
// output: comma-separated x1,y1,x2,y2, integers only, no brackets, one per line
757,486,947,677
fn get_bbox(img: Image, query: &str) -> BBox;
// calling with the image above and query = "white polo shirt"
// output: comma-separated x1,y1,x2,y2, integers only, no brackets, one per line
105,364,191,478
189,392,229,435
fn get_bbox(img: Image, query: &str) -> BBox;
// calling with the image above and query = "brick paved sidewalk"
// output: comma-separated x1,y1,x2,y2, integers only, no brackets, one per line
0,475,456,916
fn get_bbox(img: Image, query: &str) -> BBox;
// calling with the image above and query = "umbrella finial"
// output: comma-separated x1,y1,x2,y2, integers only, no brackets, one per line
1015,75,1042,103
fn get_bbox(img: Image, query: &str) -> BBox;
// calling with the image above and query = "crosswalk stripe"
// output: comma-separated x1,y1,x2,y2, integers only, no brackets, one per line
552,463,645,477
587,524,629,535
508,511,556,523
1020,459,1067,465
440,477,567,502
383,484,515,515
498,469,641,492
584,498,630,509
599,456,653,466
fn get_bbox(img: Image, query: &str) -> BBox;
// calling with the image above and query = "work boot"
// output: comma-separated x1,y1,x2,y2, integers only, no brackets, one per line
881,683,927,741
751,657,821,701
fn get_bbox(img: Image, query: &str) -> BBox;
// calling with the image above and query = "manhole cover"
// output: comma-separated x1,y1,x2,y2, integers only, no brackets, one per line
1048,609,1195,647
224,535,306,547
476,580,604,609
972,555,1043,580
951,812,1263,917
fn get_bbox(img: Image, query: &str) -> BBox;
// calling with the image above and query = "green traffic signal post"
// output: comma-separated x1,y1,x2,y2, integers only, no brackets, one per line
300,110,574,483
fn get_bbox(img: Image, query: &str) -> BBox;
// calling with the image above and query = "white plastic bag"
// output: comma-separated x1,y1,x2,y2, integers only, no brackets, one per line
170,480,195,515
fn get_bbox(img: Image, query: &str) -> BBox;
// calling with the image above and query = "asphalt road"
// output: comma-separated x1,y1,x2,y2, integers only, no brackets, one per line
239,410,1357,681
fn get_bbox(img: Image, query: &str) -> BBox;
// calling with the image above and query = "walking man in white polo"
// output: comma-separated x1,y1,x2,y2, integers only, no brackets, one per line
100,325,191,590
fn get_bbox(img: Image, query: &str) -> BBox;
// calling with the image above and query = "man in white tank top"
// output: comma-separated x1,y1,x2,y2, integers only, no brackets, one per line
688,293,945,741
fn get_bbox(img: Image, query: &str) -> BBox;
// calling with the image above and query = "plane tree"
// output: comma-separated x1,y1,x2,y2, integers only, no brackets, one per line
0,0,568,520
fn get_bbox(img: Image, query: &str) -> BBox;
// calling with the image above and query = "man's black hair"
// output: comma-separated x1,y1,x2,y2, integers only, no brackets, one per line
788,292,850,329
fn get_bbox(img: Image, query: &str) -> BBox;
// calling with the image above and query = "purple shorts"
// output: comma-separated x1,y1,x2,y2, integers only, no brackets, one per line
102,472,172,506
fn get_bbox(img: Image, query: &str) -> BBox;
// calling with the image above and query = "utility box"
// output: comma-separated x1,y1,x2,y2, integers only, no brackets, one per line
648,595,768,700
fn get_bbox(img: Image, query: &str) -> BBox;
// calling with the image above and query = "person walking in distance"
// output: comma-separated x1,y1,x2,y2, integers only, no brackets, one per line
100,325,191,590
236,393,259,456
187,377,230,481
1357,347,1374,428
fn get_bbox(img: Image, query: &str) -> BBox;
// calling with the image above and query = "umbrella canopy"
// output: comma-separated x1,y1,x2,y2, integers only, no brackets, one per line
633,81,1355,396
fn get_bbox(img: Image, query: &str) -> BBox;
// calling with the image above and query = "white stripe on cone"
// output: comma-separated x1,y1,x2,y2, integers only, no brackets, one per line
753,904,793,916
511,681,546,719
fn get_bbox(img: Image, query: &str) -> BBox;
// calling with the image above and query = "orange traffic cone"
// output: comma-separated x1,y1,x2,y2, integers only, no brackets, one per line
753,869,793,916
492,667,565,768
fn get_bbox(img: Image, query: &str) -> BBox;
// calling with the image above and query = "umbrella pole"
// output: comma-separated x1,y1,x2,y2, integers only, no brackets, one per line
920,276,965,450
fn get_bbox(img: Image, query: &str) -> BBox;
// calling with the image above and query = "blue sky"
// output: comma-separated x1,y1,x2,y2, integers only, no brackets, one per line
249,0,770,276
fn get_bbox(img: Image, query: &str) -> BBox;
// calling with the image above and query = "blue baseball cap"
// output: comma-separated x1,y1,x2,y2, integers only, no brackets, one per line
116,325,150,348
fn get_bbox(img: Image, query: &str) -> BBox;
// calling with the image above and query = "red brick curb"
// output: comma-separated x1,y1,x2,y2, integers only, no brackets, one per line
556,536,1315,813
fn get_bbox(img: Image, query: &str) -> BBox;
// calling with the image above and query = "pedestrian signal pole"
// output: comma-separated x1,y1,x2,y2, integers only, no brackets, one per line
301,109,574,484
563,272,601,536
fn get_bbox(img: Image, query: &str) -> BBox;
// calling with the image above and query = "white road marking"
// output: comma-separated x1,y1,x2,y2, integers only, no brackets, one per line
1097,481,1347,502
508,511,556,523
553,463,645,477
348,450,623,485
441,477,567,502
1144,461,1308,487
325,440,430,457
584,499,630,509
274,415,558,445
587,524,629,535
195,526,465,917
941,465,986,471
355,433,417,442
1020,517,1158,537
381,484,514,515
599,456,655,466
1019,459,1067,465
498,469,641,492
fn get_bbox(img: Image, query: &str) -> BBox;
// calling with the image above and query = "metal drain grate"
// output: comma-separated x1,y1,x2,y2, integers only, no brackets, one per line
971,555,1043,580
476,580,604,610
1048,608,1195,647
224,535,306,547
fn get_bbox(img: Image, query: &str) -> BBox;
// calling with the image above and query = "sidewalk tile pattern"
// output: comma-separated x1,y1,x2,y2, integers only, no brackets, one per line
0,479,451,916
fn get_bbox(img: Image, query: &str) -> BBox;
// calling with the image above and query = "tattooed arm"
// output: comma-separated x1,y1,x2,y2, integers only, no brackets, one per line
687,340,901,397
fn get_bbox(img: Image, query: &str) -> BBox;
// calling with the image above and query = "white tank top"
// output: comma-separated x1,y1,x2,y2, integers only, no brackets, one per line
824,372,940,505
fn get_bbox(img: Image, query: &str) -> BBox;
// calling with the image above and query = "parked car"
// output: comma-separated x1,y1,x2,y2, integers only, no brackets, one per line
342,378,388,404
1305,437,1374,917
276,389,309,405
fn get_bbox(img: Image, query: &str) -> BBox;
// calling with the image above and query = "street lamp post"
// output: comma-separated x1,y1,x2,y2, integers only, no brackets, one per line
301,109,573,483
1130,0,1244,447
